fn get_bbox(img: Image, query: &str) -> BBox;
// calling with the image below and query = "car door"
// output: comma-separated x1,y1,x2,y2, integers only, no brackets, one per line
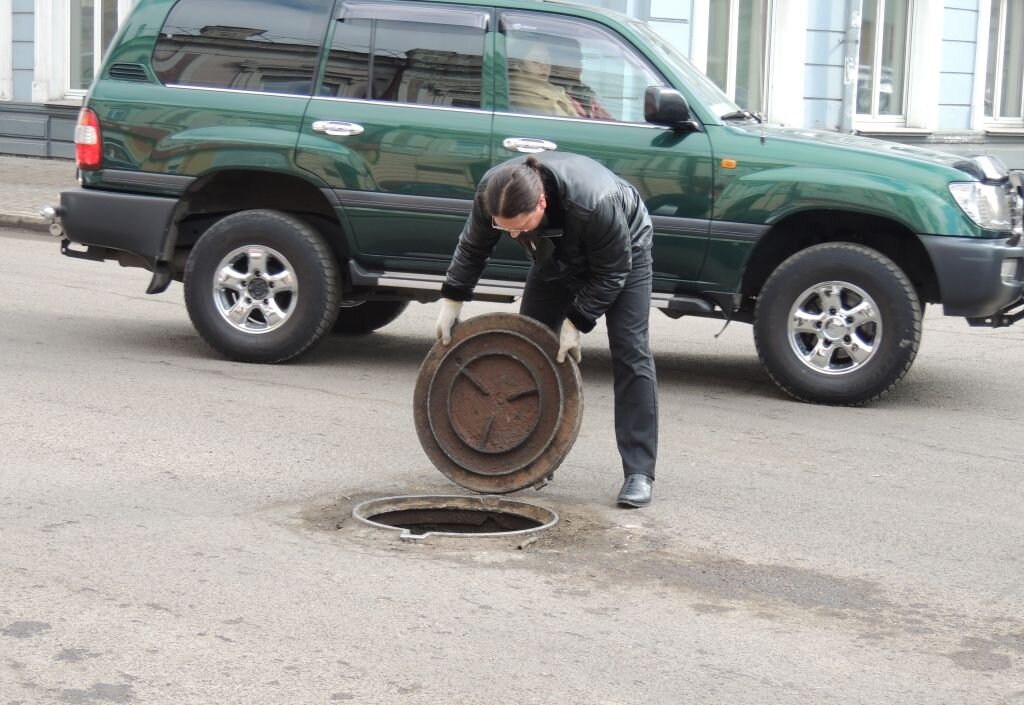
295,1,494,275
490,10,715,285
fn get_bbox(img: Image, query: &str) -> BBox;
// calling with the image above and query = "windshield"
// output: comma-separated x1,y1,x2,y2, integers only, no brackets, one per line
627,20,741,120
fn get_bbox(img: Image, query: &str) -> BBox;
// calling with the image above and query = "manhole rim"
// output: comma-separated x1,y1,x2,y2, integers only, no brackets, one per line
351,494,559,541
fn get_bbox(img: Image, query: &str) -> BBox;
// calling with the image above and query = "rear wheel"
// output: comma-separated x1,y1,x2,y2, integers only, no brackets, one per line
753,242,922,405
184,209,340,363
332,300,409,335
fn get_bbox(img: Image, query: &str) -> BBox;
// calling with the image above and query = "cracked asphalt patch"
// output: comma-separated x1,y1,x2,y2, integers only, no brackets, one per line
2,622,52,639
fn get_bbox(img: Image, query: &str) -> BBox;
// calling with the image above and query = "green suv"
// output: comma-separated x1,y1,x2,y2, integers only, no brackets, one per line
50,0,1024,405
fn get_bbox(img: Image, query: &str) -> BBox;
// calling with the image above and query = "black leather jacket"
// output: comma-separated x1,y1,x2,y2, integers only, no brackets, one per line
440,152,653,333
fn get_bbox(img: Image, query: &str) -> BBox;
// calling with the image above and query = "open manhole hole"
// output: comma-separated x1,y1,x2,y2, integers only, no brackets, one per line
352,495,558,542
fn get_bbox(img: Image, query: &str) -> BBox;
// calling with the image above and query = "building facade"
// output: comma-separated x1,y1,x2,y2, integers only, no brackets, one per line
1,0,1022,166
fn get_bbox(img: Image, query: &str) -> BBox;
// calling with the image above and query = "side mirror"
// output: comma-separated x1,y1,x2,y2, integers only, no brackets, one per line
644,87,700,132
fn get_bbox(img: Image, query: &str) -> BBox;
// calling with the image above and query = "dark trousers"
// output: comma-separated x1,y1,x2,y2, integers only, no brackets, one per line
519,256,658,479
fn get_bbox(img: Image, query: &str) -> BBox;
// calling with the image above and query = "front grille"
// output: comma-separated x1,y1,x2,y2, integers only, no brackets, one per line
107,63,148,82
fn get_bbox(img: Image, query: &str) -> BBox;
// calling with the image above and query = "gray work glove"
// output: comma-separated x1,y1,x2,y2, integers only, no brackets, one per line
557,319,581,363
434,298,463,345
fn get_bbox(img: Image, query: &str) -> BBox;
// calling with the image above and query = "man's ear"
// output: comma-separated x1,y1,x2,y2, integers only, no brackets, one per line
537,192,547,211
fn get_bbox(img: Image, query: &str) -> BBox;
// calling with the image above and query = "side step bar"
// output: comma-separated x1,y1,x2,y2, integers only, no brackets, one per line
348,262,522,303
651,291,718,316
348,261,720,316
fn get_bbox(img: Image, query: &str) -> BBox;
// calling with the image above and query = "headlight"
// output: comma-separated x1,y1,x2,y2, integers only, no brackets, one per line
1002,258,1021,283
949,182,1014,232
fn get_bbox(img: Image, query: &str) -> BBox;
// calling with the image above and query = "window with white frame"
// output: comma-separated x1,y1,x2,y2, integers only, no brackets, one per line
67,0,132,93
856,0,911,118
705,0,772,113
984,0,1023,122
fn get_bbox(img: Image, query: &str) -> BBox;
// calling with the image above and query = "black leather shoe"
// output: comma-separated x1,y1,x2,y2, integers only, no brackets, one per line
616,474,653,507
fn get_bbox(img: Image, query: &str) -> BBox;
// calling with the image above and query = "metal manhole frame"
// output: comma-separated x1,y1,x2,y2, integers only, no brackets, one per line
351,494,560,541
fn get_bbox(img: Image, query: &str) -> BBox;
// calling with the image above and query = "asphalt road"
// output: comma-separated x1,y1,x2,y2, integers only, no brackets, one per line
2,227,1023,705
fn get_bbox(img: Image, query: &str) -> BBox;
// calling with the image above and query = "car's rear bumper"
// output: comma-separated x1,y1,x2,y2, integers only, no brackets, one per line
58,187,177,261
920,234,1023,322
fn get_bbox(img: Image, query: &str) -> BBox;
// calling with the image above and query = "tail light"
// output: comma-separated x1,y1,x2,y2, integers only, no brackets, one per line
75,108,103,171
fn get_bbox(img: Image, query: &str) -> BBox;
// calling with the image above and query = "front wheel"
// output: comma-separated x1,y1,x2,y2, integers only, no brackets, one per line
184,209,341,363
753,243,922,405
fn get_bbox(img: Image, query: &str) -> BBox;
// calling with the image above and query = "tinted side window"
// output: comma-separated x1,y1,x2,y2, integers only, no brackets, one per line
153,0,334,95
501,13,665,123
320,19,485,109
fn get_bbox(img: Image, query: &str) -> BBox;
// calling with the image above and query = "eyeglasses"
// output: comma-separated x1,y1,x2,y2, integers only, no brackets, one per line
491,200,543,235
491,218,528,235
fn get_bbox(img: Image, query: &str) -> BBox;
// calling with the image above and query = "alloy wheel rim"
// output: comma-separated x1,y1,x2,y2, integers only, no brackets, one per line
212,245,298,334
787,280,882,375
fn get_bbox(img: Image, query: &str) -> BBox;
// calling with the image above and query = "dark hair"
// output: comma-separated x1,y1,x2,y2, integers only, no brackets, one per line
485,156,545,218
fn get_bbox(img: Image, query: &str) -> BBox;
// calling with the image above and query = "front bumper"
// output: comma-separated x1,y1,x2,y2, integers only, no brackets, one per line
919,234,1024,324
966,297,1024,328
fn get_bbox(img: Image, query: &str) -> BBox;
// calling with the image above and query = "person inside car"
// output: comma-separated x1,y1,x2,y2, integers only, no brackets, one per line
508,40,584,118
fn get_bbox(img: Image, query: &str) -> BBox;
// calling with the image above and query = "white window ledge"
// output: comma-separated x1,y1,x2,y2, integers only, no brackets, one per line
854,126,933,136
45,97,85,107
855,126,1024,143
984,127,1024,135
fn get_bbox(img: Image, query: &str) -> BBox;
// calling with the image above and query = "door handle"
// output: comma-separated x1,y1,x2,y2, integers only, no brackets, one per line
502,137,557,154
312,120,365,137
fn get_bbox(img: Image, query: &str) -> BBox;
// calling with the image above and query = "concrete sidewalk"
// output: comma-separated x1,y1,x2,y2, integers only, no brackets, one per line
0,155,78,232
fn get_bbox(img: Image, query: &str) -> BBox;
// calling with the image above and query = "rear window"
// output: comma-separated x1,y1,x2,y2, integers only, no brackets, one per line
152,0,334,95
320,18,485,109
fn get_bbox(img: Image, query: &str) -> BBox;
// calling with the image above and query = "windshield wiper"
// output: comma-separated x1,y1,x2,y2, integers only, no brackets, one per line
720,110,762,123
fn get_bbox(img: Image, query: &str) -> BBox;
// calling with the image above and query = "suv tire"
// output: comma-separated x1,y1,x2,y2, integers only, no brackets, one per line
184,209,341,363
333,301,410,335
753,242,922,405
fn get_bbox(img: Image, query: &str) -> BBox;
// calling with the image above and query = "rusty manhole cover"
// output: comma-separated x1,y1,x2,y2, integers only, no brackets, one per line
414,313,583,494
